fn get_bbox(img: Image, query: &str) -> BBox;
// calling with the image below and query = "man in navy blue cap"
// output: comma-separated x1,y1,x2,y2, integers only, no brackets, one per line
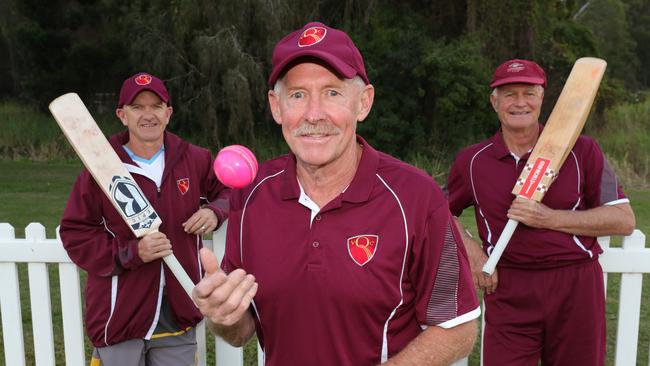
447,59,635,365
192,22,480,365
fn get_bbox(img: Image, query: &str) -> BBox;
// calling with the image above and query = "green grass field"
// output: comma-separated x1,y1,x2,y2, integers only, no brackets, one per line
1,160,649,365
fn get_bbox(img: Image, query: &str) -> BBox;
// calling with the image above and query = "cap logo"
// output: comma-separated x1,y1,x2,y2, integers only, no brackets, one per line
507,62,525,73
347,234,378,266
298,26,327,47
134,74,153,85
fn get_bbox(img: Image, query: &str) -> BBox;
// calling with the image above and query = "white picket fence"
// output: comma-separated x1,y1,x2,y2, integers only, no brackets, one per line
0,222,648,366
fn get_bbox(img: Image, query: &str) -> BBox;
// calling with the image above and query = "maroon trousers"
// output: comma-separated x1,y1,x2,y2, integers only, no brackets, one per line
483,260,606,366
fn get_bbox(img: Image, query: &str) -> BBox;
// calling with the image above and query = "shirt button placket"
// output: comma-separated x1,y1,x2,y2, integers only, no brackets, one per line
312,215,322,248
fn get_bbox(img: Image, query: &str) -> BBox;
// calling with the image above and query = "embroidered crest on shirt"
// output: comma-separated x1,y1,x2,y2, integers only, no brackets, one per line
347,234,378,266
177,178,190,195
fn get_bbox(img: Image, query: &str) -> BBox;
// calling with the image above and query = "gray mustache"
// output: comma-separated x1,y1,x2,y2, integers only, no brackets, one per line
292,123,342,137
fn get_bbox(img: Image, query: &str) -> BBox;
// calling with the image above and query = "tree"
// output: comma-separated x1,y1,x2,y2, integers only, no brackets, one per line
0,0,19,97
2,0,641,161
575,0,640,89
1,0,129,107
624,0,650,88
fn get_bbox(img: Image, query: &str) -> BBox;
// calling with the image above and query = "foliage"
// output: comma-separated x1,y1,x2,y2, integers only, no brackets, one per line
624,0,650,87
1,0,129,105
118,0,273,148
416,36,495,154
575,0,640,89
0,101,120,161
589,96,650,188
353,3,432,157
0,101,74,160
0,0,648,160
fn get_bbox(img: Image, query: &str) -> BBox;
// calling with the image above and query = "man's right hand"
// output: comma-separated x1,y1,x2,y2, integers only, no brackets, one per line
138,232,172,263
193,248,258,328
465,242,498,295
453,217,498,294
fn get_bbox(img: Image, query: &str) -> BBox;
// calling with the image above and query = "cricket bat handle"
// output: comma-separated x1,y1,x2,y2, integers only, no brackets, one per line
162,253,196,298
482,219,519,275
148,228,196,299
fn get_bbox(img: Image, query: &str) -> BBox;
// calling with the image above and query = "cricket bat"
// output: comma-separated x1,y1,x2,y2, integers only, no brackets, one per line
49,93,195,298
482,57,607,275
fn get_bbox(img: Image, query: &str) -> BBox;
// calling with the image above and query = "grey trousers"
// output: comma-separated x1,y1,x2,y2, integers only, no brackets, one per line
91,328,197,366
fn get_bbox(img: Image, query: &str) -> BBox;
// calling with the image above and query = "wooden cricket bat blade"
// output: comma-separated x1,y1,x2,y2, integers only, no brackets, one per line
49,93,196,298
49,93,161,237
512,57,607,201
482,57,607,275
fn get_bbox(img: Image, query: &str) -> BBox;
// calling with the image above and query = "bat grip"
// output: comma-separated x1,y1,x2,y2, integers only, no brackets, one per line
149,228,196,301
482,219,519,275
163,254,196,300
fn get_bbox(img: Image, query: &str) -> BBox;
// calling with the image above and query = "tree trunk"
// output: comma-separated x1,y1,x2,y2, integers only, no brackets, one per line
363,0,376,27
520,1,535,57
0,1,18,95
466,0,477,33
344,0,354,30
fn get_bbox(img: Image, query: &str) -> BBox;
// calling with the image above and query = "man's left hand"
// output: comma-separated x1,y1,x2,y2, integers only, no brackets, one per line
507,197,555,229
183,207,219,235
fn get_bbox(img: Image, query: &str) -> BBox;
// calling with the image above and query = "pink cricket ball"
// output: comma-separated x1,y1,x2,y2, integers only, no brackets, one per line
213,145,259,189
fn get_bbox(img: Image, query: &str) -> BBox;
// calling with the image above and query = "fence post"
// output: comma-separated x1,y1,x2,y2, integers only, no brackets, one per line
598,236,611,294
196,319,207,366
0,223,26,366
615,230,646,365
211,222,246,366
56,226,86,365
216,336,244,366
25,223,56,366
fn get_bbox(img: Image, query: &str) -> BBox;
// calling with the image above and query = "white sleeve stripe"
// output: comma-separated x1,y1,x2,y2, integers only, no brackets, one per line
240,170,285,264
375,173,410,363
469,144,495,244
604,198,629,206
436,306,481,329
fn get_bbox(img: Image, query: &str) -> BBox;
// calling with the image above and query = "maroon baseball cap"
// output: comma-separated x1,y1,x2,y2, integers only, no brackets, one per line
268,21,369,87
490,59,547,89
117,72,171,107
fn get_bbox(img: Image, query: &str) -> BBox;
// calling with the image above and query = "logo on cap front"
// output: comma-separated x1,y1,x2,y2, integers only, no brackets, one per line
298,26,327,47
507,62,525,73
347,234,378,266
134,74,153,85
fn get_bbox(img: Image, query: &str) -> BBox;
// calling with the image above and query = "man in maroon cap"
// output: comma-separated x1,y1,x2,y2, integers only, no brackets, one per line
446,59,635,365
60,72,230,365
192,22,480,365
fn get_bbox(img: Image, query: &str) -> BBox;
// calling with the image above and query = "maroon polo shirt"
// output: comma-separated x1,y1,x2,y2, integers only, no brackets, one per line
223,136,479,365
447,126,628,268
